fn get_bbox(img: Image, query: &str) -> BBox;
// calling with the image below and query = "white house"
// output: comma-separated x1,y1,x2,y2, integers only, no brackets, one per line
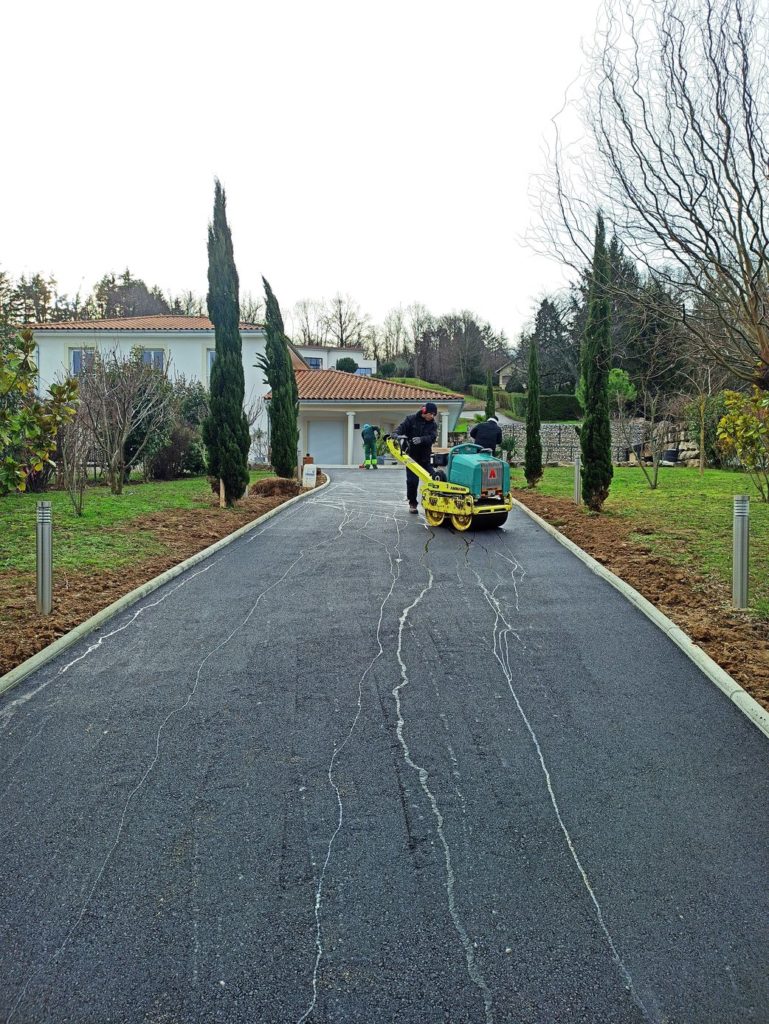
297,344,377,375
31,314,464,468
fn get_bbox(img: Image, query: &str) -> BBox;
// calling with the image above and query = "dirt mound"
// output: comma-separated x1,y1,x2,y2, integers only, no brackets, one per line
514,490,769,712
250,477,301,498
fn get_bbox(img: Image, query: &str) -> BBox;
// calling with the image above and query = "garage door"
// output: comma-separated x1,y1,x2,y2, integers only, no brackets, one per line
308,420,345,464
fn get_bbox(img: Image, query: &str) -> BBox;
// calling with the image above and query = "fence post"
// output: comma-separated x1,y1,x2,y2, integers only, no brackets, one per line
732,495,749,609
573,454,582,505
36,501,53,615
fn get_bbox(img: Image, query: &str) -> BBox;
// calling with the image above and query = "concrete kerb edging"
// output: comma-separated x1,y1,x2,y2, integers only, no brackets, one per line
513,498,769,742
0,475,331,700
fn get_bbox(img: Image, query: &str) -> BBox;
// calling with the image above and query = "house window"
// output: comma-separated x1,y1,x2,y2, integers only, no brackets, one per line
305,357,323,369
355,366,372,376
140,348,165,371
70,348,95,375
207,348,216,383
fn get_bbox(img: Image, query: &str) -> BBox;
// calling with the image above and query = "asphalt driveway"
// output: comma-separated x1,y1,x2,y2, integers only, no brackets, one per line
1,469,768,1024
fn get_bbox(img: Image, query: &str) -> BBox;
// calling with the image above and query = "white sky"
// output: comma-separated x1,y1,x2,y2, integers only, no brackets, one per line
2,0,597,344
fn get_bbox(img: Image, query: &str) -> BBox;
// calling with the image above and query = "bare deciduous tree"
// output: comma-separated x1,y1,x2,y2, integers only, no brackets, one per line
292,299,330,347
240,292,265,325
60,408,92,515
78,348,171,494
613,331,683,489
535,0,769,386
322,293,370,349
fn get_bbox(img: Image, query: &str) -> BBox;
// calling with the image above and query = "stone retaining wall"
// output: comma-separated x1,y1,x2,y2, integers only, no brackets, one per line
450,421,701,465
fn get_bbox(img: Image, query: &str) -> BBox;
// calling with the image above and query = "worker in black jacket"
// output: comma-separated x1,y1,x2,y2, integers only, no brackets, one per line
470,415,502,452
394,402,438,513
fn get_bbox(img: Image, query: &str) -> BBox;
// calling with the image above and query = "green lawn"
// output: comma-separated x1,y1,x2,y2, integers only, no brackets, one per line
0,471,273,575
512,466,769,619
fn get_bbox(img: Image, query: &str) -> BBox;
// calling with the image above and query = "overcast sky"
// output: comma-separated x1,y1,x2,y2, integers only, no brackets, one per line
2,0,598,345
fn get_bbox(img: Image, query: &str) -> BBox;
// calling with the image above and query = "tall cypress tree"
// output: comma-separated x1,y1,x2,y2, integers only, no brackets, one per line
202,180,250,505
484,369,496,420
524,339,543,487
580,212,614,511
258,277,298,478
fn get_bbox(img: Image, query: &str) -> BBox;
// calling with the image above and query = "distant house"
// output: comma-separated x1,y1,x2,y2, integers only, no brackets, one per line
495,359,515,389
31,314,463,467
295,344,377,375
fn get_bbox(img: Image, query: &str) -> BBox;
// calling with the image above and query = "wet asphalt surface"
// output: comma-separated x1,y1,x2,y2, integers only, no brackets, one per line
1,469,768,1024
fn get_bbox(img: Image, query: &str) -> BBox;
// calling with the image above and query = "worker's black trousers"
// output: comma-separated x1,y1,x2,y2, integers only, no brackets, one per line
406,461,429,504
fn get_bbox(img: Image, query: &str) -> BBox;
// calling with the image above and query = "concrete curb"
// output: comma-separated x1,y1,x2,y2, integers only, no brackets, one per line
513,498,769,742
0,476,331,700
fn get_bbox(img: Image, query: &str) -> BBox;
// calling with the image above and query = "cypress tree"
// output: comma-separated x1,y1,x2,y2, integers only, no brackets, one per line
258,277,299,478
484,369,496,420
580,212,614,511
524,339,543,487
202,180,250,505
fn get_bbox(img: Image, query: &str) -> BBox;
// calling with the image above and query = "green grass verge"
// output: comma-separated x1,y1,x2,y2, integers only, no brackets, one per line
1,471,273,574
513,466,769,619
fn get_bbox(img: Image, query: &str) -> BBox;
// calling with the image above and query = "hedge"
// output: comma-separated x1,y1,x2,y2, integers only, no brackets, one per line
468,387,581,421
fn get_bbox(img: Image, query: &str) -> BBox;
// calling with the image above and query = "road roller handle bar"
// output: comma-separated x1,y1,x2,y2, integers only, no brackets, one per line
384,435,436,484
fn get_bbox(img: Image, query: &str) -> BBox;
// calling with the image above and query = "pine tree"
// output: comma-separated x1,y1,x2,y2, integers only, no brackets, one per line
202,180,250,506
580,212,614,511
258,277,298,478
524,339,542,487
484,369,496,420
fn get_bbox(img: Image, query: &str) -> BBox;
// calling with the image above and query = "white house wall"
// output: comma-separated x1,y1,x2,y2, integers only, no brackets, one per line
297,345,377,373
34,328,273,442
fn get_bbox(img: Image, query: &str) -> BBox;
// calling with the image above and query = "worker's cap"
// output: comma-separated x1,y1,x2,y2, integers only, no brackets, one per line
488,415,499,422
422,402,438,414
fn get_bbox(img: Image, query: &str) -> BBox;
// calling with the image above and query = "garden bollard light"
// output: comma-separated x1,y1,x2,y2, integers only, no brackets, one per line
36,501,53,615
732,495,749,609
573,454,581,505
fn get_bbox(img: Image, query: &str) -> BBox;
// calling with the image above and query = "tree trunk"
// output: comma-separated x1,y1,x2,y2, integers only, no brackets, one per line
699,397,706,475
219,478,226,508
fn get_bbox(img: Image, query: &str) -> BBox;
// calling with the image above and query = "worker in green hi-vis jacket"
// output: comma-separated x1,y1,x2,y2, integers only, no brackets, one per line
361,423,380,469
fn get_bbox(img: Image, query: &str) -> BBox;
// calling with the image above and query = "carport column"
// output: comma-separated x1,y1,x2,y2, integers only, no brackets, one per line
440,411,449,447
346,411,356,466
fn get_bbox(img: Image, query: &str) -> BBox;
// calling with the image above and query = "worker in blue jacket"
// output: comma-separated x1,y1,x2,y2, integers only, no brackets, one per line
394,402,438,513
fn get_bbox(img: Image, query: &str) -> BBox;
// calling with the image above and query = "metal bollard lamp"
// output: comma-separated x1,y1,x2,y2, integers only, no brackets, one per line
36,500,53,615
732,494,749,609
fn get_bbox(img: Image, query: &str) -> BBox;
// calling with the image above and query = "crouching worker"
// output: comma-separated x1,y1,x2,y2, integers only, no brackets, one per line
394,402,438,513
361,423,380,469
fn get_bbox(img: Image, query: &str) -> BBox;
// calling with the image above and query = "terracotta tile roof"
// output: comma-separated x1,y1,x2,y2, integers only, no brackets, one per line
293,369,463,402
29,315,264,331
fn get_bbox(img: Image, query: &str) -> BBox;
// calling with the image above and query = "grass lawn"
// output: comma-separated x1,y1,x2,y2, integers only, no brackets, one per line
512,465,769,619
1,470,273,575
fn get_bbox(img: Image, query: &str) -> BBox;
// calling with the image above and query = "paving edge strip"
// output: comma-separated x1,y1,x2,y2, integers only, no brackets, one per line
0,476,331,699
513,498,769,742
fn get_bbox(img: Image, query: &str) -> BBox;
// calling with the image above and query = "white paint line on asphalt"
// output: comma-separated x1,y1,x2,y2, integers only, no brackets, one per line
392,540,494,1024
473,569,653,1022
298,503,402,1024
0,478,331,702
513,500,769,743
